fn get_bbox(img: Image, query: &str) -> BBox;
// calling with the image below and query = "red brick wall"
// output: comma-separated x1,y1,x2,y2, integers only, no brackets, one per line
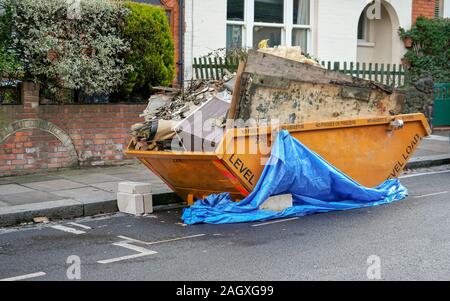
162,0,181,86
412,0,436,22
0,129,73,174
0,83,147,177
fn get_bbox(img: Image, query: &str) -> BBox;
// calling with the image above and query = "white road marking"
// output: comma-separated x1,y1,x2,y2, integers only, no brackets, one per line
0,272,46,281
97,241,157,264
117,235,147,244
67,222,92,230
400,170,450,179
252,217,299,227
117,233,206,245
413,191,449,199
50,225,86,235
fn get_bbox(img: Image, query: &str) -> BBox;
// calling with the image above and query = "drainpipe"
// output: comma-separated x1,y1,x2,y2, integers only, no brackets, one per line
178,0,184,87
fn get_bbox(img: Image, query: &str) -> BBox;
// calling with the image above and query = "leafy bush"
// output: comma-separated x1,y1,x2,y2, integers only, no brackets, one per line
119,1,175,98
0,0,23,79
6,0,131,95
399,16,450,82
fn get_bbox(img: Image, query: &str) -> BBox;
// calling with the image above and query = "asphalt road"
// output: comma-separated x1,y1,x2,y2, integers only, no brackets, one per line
0,166,449,281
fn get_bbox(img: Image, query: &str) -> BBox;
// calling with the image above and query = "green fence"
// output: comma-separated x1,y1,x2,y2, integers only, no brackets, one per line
433,83,450,126
320,61,406,87
192,57,239,81
192,57,406,87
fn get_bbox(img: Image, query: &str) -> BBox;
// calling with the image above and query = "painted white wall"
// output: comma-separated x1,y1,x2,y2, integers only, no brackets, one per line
316,0,411,63
184,0,227,81
444,0,450,17
184,0,413,80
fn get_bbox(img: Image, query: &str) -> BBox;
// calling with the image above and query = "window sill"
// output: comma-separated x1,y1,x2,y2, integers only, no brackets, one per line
357,40,375,47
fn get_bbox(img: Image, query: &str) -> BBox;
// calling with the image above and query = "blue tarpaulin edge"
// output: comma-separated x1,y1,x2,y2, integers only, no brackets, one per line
182,130,408,225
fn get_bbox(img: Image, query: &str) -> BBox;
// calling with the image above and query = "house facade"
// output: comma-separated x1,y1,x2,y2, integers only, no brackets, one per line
183,0,446,81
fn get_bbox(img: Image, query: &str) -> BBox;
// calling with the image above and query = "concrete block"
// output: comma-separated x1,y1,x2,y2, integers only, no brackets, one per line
117,192,144,215
259,194,293,212
143,193,153,214
118,182,152,194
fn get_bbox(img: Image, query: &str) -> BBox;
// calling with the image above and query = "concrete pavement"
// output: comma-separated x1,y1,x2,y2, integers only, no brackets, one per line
0,164,182,226
0,131,448,227
0,165,449,281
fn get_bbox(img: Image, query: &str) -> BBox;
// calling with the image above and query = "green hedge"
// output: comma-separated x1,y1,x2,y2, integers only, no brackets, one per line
119,2,175,99
399,16,450,82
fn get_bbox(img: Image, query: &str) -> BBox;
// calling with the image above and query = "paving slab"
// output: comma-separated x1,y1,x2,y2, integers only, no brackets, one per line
62,173,122,185
1,174,59,184
0,184,35,195
90,181,120,193
21,179,87,192
51,187,115,202
0,191,62,206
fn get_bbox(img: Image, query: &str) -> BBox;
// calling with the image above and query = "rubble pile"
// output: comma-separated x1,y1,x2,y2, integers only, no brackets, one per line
130,77,234,151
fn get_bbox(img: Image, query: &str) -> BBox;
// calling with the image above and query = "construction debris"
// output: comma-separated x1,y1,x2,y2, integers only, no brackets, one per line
257,46,322,67
130,47,405,152
131,77,234,151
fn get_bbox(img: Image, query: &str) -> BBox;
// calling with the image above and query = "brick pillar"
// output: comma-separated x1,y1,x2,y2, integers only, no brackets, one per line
412,0,436,22
21,82,40,116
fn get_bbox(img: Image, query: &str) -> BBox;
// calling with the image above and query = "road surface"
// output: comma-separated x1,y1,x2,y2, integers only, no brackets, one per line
0,166,449,281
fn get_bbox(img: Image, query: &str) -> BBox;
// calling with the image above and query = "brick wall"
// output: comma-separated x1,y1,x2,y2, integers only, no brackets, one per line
162,0,181,86
0,83,147,177
412,0,436,22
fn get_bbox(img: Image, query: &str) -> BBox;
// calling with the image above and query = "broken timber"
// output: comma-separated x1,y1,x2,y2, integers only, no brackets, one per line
235,51,405,124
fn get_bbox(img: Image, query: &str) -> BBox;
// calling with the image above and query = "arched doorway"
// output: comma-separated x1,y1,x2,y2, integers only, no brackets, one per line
356,0,402,65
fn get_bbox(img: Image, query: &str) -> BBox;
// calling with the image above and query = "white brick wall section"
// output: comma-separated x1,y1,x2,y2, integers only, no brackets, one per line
117,192,145,216
118,182,152,194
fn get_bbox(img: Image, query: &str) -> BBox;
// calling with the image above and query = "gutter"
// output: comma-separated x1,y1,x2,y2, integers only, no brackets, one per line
178,0,184,87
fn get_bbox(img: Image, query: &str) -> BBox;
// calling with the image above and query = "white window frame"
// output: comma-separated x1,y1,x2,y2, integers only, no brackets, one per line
226,0,314,53
357,7,375,48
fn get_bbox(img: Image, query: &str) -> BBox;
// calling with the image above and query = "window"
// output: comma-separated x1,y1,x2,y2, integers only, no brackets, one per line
293,0,310,25
357,13,366,40
226,0,313,53
227,0,245,21
254,0,284,23
435,0,450,18
292,28,307,51
227,24,243,49
435,0,443,17
226,0,245,49
253,26,282,48
357,8,373,44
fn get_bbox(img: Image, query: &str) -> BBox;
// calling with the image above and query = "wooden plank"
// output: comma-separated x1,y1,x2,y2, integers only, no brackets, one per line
362,63,367,80
194,57,199,80
392,64,397,87
214,57,220,80
374,63,379,82
227,61,246,120
380,64,385,85
368,63,373,81
208,56,213,80
244,51,358,86
386,64,391,86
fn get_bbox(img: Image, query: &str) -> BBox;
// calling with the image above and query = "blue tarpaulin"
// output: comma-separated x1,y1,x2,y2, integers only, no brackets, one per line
182,130,408,225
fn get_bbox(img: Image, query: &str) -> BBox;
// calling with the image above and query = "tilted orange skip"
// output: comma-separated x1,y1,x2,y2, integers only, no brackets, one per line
126,113,431,203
